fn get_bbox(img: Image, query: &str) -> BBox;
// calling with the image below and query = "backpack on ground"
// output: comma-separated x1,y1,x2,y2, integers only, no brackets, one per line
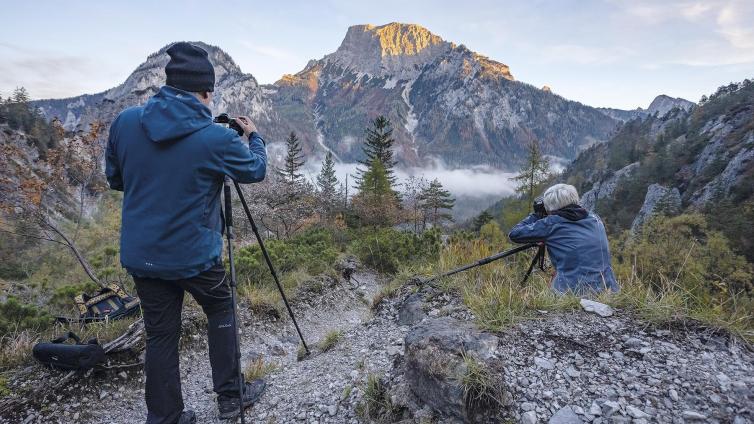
68,283,141,323
32,331,105,371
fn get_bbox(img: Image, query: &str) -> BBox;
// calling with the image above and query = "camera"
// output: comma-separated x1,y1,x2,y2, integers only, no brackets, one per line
533,197,547,218
213,113,244,136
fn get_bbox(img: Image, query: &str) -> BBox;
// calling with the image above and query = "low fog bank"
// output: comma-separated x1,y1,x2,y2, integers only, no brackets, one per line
301,158,519,222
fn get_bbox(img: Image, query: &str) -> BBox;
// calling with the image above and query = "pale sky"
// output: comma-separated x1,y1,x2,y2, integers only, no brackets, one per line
0,0,752,109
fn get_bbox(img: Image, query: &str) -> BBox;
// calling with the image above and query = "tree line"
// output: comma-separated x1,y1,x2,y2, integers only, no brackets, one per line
240,115,456,239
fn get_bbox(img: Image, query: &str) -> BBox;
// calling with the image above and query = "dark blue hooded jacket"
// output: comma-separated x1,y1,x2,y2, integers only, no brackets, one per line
509,208,619,294
106,85,267,279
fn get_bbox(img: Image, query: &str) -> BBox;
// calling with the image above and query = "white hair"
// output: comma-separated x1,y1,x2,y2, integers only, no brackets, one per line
543,184,580,212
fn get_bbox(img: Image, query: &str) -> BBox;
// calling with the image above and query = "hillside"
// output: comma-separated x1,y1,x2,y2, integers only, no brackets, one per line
562,78,754,257
2,259,752,423
32,23,623,170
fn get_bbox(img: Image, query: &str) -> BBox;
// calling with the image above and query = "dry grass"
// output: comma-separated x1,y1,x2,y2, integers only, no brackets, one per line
459,352,506,410
0,315,140,370
0,329,38,370
244,356,277,381
240,284,283,318
356,373,400,422
601,273,754,342
416,238,754,343
319,330,343,352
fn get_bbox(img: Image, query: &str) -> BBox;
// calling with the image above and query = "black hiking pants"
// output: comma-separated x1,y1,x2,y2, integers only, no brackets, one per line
133,263,240,424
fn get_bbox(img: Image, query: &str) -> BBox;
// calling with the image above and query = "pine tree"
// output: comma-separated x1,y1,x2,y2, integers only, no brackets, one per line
355,116,397,186
278,131,305,185
317,151,338,197
12,87,30,103
419,179,455,229
472,210,494,232
512,139,550,211
316,151,339,219
352,159,399,227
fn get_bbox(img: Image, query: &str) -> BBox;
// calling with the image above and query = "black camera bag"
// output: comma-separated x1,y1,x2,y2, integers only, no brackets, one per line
32,332,105,371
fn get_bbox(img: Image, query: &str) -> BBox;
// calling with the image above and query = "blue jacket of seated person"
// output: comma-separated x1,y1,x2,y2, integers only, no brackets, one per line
508,205,619,294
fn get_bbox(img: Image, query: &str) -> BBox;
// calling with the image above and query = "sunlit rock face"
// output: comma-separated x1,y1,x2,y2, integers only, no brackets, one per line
326,23,454,79
33,24,618,170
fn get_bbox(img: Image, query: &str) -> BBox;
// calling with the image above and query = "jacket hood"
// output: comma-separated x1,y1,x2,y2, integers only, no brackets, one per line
551,204,589,221
141,85,212,142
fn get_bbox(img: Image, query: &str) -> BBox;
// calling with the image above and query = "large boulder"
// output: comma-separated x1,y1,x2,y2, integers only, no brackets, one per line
404,317,506,423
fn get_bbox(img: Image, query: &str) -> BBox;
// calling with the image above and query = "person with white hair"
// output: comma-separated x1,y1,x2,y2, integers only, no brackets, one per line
509,183,619,294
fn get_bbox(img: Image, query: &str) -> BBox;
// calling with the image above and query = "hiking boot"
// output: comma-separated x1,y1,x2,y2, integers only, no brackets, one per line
177,410,196,424
217,379,267,419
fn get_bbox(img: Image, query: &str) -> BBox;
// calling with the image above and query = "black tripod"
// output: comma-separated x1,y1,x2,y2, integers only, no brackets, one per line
222,177,310,423
425,242,547,284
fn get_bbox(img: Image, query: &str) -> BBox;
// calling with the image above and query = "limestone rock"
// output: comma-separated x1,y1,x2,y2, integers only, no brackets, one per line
548,406,583,423
579,299,614,317
404,317,504,422
630,184,681,232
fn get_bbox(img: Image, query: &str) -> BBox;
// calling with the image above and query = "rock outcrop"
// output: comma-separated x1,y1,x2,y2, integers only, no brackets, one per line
404,317,506,423
646,94,695,117
630,184,681,232
580,162,640,211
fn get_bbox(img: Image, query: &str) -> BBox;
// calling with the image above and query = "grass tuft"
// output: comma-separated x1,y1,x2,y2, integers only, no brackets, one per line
459,352,506,410
240,285,282,318
296,344,308,361
356,373,400,422
244,356,277,381
319,330,343,352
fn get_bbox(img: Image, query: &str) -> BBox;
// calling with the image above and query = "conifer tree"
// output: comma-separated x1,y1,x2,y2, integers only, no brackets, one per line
316,151,339,219
512,139,550,211
278,131,305,185
352,159,399,227
12,87,30,103
472,210,494,232
355,116,397,185
419,179,455,228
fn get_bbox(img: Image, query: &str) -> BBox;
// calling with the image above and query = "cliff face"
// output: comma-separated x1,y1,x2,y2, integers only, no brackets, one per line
564,78,754,232
33,23,620,170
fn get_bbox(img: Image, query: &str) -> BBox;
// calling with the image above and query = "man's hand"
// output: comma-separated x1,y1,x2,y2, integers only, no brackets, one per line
235,116,257,138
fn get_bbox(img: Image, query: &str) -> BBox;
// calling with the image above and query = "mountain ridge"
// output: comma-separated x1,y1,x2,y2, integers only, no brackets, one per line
33,23,633,169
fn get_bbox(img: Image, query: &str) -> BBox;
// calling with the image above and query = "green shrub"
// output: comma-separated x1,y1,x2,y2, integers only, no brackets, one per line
350,228,441,274
235,228,339,286
612,214,753,297
48,282,99,313
0,298,52,336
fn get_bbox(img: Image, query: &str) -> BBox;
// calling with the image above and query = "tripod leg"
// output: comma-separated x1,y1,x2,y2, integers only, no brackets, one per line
232,180,310,355
521,245,544,285
223,178,246,424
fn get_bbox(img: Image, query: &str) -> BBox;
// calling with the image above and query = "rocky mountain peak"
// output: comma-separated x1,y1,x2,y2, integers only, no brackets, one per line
646,94,694,117
326,22,453,78
105,41,247,101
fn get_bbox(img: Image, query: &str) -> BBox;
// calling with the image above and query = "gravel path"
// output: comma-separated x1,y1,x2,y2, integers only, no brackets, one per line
10,270,405,424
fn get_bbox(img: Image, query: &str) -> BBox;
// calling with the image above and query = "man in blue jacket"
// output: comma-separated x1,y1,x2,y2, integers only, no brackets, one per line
509,184,619,294
106,42,267,424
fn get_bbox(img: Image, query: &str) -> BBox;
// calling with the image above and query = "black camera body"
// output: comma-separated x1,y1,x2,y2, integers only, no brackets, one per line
213,113,245,137
533,197,547,218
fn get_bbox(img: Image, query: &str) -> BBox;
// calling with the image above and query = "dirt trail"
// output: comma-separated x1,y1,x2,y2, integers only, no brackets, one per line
74,270,403,424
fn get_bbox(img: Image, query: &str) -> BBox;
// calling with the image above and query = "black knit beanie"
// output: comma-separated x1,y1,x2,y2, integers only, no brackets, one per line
165,42,215,92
